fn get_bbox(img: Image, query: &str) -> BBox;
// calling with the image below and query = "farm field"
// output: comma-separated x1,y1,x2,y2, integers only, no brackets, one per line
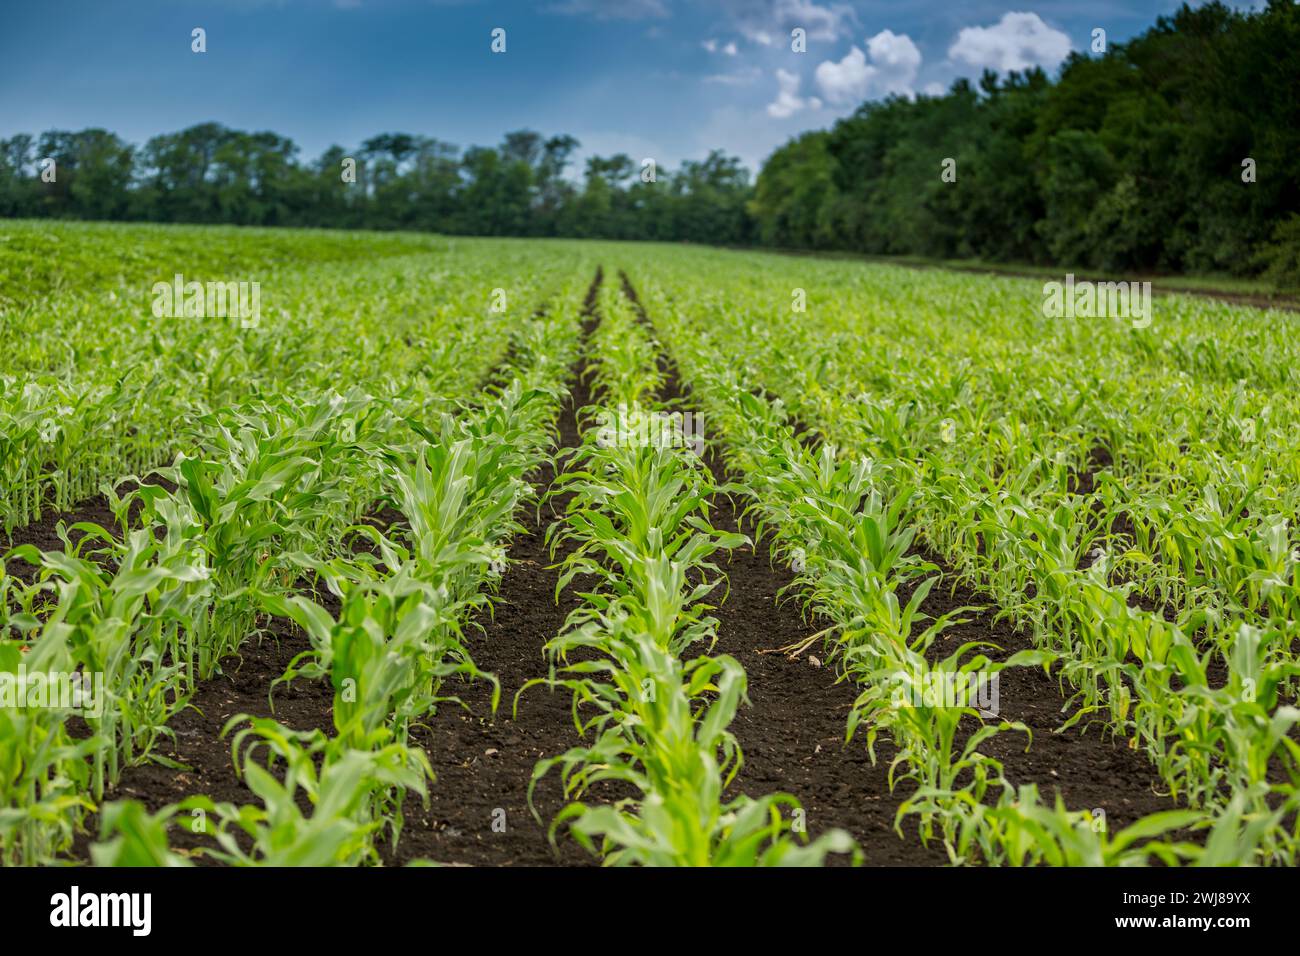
2,220,1298,868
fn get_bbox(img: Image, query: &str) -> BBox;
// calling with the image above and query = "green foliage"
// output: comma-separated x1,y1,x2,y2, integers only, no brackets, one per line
1253,214,1300,292
2,233,593,865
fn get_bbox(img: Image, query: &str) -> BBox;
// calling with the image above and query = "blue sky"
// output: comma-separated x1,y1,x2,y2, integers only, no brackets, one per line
0,0,1265,176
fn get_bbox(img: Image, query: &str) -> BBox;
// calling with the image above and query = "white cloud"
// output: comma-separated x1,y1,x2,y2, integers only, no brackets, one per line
722,0,855,44
814,29,921,103
948,12,1072,73
922,81,946,96
703,38,719,52
814,47,871,103
865,29,921,90
723,41,738,55
766,68,822,118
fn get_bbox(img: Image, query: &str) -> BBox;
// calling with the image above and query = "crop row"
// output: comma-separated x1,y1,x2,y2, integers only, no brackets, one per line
522,279,854,864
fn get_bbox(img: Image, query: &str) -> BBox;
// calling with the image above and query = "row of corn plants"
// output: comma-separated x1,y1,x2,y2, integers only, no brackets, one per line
521,280,856,865
616,252,1299,731
639,260,1300,861
2,383,431,864
612,245,1300,644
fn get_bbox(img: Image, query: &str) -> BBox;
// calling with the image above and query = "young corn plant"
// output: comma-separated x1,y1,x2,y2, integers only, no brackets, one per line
532,612,854,865
189,718,432,866
0,618,98,865
5,518,212,800
89,801,195,867
933,784,1204,867
264,552,496,751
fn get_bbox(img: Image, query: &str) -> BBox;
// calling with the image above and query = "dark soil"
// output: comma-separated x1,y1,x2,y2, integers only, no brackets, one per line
615,270,943,863
381,270,609,866
3,478,173,583
703,495,1182,860
706,501,946,865
67,611,337,863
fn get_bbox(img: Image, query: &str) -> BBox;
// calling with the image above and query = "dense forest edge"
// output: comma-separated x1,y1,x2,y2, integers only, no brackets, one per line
2,2,1297,290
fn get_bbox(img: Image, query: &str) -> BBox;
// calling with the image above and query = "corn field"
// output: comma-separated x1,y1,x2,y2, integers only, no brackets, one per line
2,221,1298,869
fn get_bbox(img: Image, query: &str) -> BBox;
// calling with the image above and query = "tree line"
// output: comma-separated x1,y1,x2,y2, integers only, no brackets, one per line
751,1,1300,286
0,124,752,246
2,2,1296,285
